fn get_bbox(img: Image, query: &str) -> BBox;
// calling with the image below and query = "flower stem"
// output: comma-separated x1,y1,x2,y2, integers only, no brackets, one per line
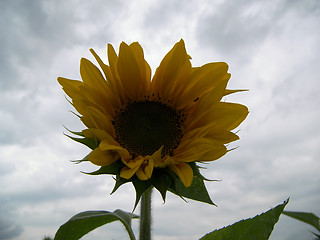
139,187,152,240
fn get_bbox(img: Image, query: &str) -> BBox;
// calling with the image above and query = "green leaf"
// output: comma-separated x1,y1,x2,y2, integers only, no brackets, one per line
282,211,320,231
313,232,320,239
200,199,289,240
54,209,138,240
170,175,215,205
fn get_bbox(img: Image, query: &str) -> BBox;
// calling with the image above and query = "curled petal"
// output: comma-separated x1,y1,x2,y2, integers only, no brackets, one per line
170,162,194,187
151,146,164,167
160,157,193,187
88,147,119,166
136,156,155,181
120,156,144,179
99,140,131,161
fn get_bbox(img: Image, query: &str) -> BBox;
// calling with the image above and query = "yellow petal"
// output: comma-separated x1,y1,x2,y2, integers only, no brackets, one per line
182,122,240,144
84,107,114,136
107,43,120,81
195,73,231,108
135,168,148,180
89,49,108,75
144,158,154,178
129,42,151,92
57,77,83,100
151,146,164,167
117,42,147,100
88,147,119,166
184,74,230,130
136,157,154,181
120,165,140,179
167,159,193,187
83,128,116,143
205,129,239,144
208,102,249,131
224,89,248,96
177,63,229,108
78,84,114,116
151,39,191,101
89,48,122,107
71,98,89,115
155,155,170,168
99,140,131,160
120,156,144,179
186,102,248,132
174,137,227,162
80,58,109,92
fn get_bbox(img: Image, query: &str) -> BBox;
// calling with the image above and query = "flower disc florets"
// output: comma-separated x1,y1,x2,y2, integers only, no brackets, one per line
113,99,185,158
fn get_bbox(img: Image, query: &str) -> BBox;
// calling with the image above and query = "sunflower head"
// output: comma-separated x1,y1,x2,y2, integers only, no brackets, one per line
58,39,248,206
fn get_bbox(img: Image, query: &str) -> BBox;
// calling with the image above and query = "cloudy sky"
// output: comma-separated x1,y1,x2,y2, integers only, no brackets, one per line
1,0,319,239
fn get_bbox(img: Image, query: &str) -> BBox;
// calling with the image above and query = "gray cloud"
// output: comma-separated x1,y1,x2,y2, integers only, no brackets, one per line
0,0,126,145
199,1,271,52
196,0,320,62
143,0,190,29
0,218,23,240
1,0,320,239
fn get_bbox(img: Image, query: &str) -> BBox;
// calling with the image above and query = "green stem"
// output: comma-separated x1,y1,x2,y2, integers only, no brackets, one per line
139,187,152,240
124,220,137,240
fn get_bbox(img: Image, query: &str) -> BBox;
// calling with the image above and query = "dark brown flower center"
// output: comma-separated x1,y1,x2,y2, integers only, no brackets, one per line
112,100,184,157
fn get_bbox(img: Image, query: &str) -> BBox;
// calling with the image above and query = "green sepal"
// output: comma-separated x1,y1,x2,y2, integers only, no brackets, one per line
54,209,138,240
64,134,98,150
110,176,153,211
150,168,173,202
200,199,289,240
189,162,220,182
111,175,131,194
82,160,123,175
78,159,215,206
132,178,152,211
63,126,84,137
169,175,216,206
70,153,89,164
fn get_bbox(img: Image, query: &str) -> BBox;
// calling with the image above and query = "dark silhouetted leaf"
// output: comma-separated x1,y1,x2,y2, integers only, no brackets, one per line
200,199,289,240
54,209,138,240
283,210,320,231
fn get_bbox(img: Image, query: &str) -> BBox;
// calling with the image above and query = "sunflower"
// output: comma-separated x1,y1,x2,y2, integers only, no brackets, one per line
58,39,248,200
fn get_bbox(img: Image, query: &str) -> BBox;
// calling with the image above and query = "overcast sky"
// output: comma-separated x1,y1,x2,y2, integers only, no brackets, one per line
1,0,319,239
